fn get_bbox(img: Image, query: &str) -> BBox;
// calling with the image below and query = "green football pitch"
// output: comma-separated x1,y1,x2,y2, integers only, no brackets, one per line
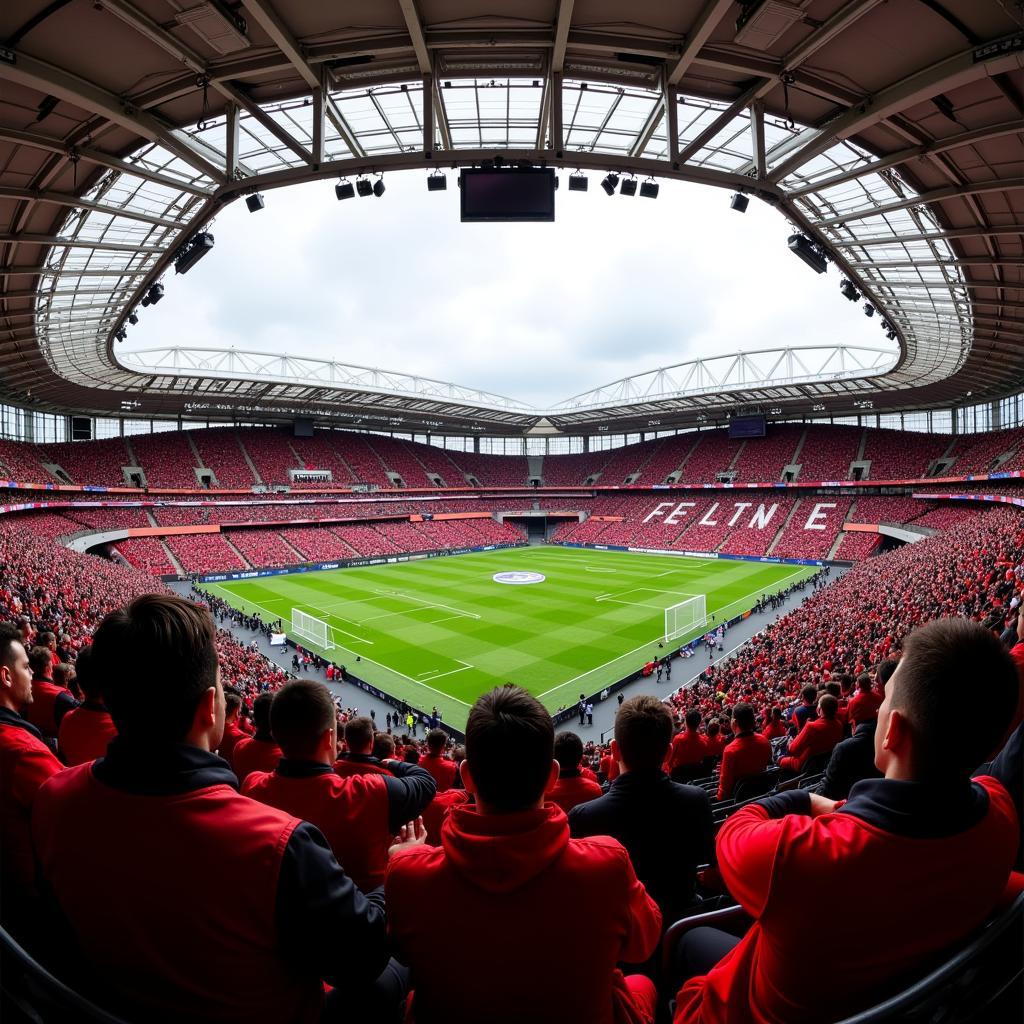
204,546,815,728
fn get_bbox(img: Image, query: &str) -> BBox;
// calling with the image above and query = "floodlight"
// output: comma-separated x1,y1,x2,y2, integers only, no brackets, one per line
174,231,214,275
730,193,749,212
245,193,265,213
840,279,860,301
356,178,373,197
147,283,164,305
601,173,619,196
639,178,659,198
787,233,827,274
373,177,385,198
568,173,588,192
863,303,875,318
115,328,127,342
427,172,447,191
335,180,354,200
128,311,139,325
619,176,637,196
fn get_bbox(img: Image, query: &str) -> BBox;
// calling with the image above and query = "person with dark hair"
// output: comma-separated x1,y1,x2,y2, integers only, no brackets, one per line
789,683,819,733
570,696,714,924
372,731,396,763
231,691,281,784
848,671,882,726
673,618,1021,1024
717,703,772,801
761,706,787,739
668,709,709,782
386,685,661,1024
215,686,248,765
0,621,64,923
32,593,403,1024
336,715,393,777
778,693,843,775
24,644,78,739
57,646,117,767
548,731,602,813
243,680,435,893
420,728,457,791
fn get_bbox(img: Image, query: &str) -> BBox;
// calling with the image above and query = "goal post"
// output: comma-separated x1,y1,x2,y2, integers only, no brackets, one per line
291,608,335,651
664,594,707,643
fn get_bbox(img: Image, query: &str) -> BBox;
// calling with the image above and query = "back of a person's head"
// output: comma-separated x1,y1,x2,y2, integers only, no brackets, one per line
616,695,673,773
684,708,702,730
223,686,243,717
252,691,274,734
554,730,584,770
344,715,374,754
72,646,103,701
835,672,854,693
876,657,899,687
732,702,755,732
426,727,446,754
707,718,721,738
824,681,841,699
38,631,55,649
856,671,873,692
91,594,218,743
801,684,817,704
28,646,52,678
818,694,839,720
52,662,74,690
769,706,782,721
465,685,553,812
372,731,395,760
891,619,1017,780
270,680,334,760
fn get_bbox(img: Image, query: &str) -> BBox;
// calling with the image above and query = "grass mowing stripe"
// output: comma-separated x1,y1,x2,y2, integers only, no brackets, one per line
206,547,817,728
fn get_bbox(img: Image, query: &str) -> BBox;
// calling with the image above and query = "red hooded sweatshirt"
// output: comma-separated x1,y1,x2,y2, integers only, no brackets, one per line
386,802,661,1024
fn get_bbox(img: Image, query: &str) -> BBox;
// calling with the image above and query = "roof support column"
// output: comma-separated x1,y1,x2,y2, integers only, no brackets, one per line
225,102,240,180
749,99,766,179
666,83,680,164
311,68,327,165
551,72,564,155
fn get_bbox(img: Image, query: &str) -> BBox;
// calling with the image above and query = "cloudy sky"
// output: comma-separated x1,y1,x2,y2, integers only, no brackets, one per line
121,169,894,408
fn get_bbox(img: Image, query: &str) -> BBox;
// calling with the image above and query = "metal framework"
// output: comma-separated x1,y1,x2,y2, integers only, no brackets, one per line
0,1,1021,437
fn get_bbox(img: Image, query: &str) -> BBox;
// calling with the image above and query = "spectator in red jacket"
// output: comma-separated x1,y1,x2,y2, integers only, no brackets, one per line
704,719,728,759
788,684,819,733
419,728,458,791
216,686,248,765
669,709,709,781
231,692,281,784
386,685,662,1024
778,694,843,774
847,671,882,726
717,704,772,801
760,706,787,739
335,716,393,777
0,622,64,934
244,679,435,892
24,644,78,739
32,593,402,1024
57,646,117,767
548,730,603,813
674,618,1021,1024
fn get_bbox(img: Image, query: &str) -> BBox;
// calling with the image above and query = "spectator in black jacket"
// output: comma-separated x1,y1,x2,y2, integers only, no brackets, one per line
976,719,1023,870
569,695,714,925
817,719,883,799
32,593,413,1024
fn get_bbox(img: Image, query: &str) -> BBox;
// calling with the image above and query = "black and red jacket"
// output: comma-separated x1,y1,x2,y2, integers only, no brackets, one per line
674,776,1019,1024
24,678,79,739
216,720,248,766
32,738,388,1024
243,757,435,891
547,768,603,813
334,752,394,778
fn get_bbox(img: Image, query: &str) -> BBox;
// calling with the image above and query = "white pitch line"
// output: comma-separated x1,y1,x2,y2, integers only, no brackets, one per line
371,588,481,620
536,565,814,700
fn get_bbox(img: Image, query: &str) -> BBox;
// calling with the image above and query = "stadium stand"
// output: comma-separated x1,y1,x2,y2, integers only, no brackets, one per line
948,428,1024,475
730,425,804,481
129,432,200,488
113,538,178,576
540,451,609,486
279,526,357,561
41,438,130,486
226,529,303,569
848,497,930,524
677,431,744,483
861,428,951,480
189,427,257,488
795,425,864,481
289,433,358,486
830,531,881,561
7,512,85,541
236,429,301,486
772,499,853,559
164,534,248,573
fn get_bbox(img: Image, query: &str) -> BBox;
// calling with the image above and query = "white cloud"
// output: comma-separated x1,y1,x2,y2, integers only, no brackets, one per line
121,169,894,407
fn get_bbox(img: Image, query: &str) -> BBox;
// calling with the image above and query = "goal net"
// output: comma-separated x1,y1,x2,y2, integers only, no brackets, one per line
664,595,707,643
291,608,335,651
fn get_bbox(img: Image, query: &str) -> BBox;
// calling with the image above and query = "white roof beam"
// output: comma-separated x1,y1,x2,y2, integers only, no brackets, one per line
667,0,734,86
0,187,184,229
398,0,431,74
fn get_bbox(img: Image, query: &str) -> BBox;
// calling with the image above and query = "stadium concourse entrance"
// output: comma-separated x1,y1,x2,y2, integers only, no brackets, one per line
498,510,577,544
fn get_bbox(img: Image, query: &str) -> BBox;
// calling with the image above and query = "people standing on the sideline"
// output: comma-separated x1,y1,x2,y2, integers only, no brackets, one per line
578,694,587,727
586,702,594,727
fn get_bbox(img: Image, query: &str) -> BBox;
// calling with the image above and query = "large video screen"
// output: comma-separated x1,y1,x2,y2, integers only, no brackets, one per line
460,168,556,222
728,415,767,439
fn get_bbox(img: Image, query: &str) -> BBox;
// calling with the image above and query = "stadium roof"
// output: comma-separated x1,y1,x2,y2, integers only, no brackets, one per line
0,0,1021,436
